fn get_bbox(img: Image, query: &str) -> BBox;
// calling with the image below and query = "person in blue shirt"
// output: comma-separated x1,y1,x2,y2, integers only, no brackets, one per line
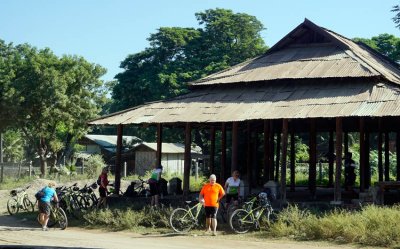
38,181,59,231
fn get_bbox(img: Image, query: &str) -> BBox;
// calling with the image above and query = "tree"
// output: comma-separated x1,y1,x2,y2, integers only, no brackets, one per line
111,8,267,112
353,34,400,62
392,4,400,29
0,41,107,176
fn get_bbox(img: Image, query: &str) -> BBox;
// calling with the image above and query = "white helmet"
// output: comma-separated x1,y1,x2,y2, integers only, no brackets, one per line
258,192,269,206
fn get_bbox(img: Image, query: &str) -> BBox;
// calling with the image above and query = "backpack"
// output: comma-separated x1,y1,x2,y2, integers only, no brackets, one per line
35,188,45,200
97,176,101,185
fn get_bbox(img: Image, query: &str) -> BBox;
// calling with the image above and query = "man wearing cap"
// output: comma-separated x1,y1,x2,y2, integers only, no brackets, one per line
199,174,225,236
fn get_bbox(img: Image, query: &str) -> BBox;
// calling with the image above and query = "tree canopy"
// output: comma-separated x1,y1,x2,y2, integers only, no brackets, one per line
111,8,267,112
353,33,400,62
0,40,107,175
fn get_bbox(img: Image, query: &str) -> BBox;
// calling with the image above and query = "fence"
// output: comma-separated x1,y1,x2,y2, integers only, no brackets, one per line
0,162,40,182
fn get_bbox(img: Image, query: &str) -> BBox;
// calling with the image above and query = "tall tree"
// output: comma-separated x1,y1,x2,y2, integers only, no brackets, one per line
392,4,400,29
0,41,107,176
111,8,267,112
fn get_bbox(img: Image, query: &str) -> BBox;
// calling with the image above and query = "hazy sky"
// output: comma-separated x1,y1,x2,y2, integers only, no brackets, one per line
1,0,399,82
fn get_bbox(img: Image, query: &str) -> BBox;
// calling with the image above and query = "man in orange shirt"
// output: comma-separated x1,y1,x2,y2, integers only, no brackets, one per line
199,174,225,236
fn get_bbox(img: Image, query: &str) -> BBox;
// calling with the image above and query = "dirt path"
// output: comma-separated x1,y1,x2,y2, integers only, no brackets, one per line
0,215,367,249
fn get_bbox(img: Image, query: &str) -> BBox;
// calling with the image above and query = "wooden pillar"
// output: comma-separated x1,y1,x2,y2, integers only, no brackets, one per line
274,131,281,182
378,119,383,182
115,124,123,195
384,131,390,181
280,119,289,203
183,123,192,197
397,131,400,181
264,120,270,181
334,117,343,202
359,118,365,192
344,132,349,156
246,122,252,193
209,126,215,174
328,131,334,187
365,131,371,188
309,119,317,196
156,124,163,167
221,123,226,183
231,122,239,172
269,121,275,180
290,130,295,192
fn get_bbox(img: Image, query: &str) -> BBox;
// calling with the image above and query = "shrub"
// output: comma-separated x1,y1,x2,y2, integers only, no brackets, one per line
85,155,106,178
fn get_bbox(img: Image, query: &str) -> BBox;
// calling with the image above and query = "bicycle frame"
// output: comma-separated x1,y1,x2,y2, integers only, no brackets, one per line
186,202,203,221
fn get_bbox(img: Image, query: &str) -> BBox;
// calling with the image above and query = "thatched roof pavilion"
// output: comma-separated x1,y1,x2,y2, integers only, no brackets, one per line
90,19,400,204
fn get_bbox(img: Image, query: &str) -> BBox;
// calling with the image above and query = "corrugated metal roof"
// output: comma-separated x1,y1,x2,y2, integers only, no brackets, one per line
84,135,141,152
135,142,202,154
89,81,400,125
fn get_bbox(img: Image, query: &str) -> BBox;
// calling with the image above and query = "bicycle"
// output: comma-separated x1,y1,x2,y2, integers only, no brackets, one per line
7,186,35,215
37,201,68,230
229,192,274,234
169,201,203,233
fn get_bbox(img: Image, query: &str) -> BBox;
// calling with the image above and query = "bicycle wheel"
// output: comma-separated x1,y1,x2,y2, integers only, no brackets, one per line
229,209,253,234
169,208,194,233
23,196,35,212
56,207,68,230
7,198,19,215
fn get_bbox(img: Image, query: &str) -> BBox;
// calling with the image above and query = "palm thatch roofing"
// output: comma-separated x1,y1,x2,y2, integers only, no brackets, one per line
89,19,400,126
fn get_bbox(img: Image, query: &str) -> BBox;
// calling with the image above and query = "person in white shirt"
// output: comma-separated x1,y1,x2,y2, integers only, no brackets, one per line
224,170,241,208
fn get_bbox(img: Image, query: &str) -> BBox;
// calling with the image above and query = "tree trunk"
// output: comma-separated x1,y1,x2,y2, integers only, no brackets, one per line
39,138,48,177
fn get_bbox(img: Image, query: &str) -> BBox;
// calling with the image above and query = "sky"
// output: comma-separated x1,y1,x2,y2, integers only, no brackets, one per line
1,0,399,83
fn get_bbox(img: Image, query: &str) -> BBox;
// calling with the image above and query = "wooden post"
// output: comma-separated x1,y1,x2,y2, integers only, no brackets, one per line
309,119,317,197
290,130,295,192
365,132,371,188
183,123,192,197
221,123,226,183
334,117,343,202
384,131,390,181
280,119,289,203
269,121,275,180
328,131,334,187
156,124,163,167
378,119,383,182
115,124,123,195
231,122,238,172
209,126,215,174
344,132,349,156
247,122,252,193
264,120,270,181
359,118,365,192
397,131,400,181
275,131,281,182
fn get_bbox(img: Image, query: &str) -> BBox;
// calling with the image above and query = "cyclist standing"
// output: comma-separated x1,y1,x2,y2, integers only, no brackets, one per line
97,167,109,208
148,165,163,207
199,174,225,236
224,170,241,208
38,181,59,231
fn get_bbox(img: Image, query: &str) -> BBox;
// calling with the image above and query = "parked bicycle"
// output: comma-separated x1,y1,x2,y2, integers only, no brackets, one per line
7,185,35,215
169,201,203,233
37,201,68,230
229,192,274,234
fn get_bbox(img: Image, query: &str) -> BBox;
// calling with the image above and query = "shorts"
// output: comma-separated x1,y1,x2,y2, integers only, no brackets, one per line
39,201,51,216
204,206,218,218
149,182,160,196
226,194,239,204
99,187,107,197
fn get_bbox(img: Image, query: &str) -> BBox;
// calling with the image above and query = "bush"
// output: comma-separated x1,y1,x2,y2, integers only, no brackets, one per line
85,155,106,178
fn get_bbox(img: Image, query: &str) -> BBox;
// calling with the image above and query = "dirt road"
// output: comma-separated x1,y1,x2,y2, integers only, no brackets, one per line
0,215,364,249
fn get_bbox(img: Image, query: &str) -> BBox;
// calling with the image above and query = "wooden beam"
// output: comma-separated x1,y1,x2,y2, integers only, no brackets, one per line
280,119,289,203
246,122,252,193
334,117,343,202
221,123,226,183
115,124,123,195
378,119,383,182
264,120,270,181
290,130,295,192
209,126,216,174
359,118,365,192
269,121,275,180
275,131,281,182
183,123,192,197
397,130,400,181
231,122,239,172
309,119,317,197
328,131,334,187
385,131,390,181
156,124,163,167
365,132,371,188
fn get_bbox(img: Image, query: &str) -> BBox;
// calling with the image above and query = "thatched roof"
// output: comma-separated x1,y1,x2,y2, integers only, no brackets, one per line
89,19,400,126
